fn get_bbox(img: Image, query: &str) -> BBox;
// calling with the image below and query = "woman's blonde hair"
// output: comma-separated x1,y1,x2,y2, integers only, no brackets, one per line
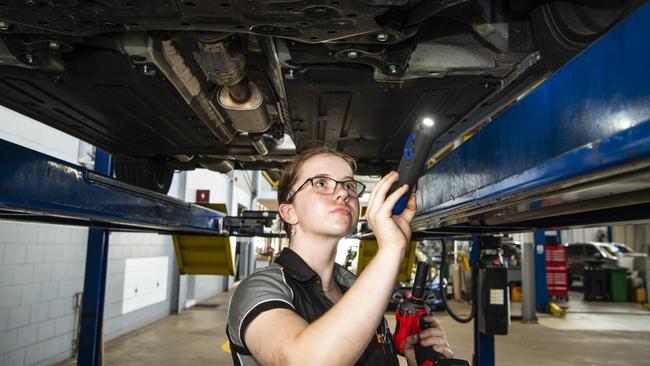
277,146,356,236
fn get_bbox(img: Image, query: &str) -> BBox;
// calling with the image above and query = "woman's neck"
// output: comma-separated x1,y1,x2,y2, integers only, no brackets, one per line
289,232,340,288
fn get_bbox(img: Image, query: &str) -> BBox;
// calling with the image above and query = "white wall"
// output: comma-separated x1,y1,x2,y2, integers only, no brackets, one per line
0,106,80,164
559,227,608,244
511,227,609,246
612,223,650,254
102,232,178,342
184,169,231,210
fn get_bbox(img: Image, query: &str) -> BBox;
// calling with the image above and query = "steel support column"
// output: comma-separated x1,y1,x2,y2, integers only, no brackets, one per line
521,241,537,322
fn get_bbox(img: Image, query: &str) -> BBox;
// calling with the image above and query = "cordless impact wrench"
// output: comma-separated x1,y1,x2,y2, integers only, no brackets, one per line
393,261,470,366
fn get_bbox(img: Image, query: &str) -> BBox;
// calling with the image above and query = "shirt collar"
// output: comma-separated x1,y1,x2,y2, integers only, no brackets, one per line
275,247,355,290
275,247,318,282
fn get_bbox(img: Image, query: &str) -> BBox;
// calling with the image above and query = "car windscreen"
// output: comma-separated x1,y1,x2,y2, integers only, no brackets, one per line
613,243,632,253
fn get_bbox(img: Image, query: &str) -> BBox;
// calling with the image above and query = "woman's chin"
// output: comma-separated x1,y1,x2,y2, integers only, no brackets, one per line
321,225,355,238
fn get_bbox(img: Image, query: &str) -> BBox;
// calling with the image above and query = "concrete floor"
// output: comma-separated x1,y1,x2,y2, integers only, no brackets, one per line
58,289,650,366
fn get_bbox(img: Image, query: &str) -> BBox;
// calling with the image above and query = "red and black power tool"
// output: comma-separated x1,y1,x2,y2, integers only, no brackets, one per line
393,261,469,366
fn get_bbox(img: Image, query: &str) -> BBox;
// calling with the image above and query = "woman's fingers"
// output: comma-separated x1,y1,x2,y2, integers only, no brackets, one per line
373,171,399,209
422,315,439,327
393,195,416,231
419,327,445,339
433,345,455,359
418,314,454,359
378,183,410,216
406,334,419,346
366,171,398,219
419,336,449,348
365,172,391,216
402,194,417,219
419,334,452,358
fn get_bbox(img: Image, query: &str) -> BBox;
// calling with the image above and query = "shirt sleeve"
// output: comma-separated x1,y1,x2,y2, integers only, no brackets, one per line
227,264,295,350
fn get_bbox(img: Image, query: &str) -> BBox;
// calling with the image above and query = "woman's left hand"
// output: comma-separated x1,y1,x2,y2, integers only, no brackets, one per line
403,315,454,365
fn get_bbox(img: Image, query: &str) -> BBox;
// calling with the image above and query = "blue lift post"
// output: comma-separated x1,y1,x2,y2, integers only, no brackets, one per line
607,226,613,242
411,3,650,366
469,236,495,366
533,231,549,313
78,149,112,365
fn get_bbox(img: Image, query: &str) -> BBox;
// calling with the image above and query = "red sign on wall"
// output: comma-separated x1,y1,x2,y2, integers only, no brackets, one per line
196,190,210,203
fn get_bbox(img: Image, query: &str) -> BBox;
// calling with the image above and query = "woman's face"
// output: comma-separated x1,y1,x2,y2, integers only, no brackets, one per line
285,154,361,239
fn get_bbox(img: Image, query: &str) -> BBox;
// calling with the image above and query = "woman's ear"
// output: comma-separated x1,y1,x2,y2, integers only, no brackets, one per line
278,203,298,225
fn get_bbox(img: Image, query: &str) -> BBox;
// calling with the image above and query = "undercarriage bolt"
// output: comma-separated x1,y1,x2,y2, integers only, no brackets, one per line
142,65,156,76
376,33,389,42
347,50,358,58
387,64,398,74
49,41,60,50
0,21,10,30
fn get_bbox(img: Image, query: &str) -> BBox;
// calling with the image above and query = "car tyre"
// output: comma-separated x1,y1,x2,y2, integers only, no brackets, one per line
531,0,640,71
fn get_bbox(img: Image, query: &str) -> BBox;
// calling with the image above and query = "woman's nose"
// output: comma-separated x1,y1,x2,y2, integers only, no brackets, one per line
333,182,350,200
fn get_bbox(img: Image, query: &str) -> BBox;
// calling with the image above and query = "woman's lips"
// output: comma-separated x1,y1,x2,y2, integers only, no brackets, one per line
331,206,351,215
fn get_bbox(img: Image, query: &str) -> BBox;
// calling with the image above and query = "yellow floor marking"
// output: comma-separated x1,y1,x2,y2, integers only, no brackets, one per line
222,340,231,353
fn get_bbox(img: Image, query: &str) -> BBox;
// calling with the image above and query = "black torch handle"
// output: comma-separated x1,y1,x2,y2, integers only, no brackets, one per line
388,117,438,215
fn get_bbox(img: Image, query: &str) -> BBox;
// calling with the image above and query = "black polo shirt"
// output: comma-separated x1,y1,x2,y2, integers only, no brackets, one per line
227,247,398,366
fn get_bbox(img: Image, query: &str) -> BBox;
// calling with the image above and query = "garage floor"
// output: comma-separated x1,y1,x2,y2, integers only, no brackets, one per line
57,289,650,366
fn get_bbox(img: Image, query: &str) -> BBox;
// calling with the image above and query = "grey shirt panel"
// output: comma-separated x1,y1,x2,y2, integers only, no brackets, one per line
227,263,295,348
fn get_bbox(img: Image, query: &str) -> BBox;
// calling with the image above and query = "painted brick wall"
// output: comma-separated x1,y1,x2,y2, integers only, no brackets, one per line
0,222,88,366
102,232,179,341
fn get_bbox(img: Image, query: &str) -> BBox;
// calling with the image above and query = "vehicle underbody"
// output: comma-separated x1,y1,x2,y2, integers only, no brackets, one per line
0,0,640,192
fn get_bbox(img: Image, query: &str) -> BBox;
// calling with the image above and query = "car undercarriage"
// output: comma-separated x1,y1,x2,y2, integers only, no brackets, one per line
0,0,640,192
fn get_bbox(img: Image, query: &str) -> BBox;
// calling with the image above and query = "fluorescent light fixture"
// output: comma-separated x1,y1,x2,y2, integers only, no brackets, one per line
422,117,434,127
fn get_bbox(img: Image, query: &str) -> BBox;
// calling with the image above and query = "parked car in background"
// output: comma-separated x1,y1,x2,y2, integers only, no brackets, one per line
598,242,648,274
565,242,618,284
603,242,638,256
597,242,624,259
597,241,647,259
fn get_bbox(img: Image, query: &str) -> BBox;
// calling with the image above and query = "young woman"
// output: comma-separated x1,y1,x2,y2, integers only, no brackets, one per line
227,147,454,366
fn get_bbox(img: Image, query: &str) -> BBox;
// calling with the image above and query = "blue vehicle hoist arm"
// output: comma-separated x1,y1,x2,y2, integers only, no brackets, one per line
0,138,225,234
412,1,650,236
406,2,650,366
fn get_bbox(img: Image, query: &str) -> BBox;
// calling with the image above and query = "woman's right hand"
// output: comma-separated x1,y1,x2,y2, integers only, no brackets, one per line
365,171,417,252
